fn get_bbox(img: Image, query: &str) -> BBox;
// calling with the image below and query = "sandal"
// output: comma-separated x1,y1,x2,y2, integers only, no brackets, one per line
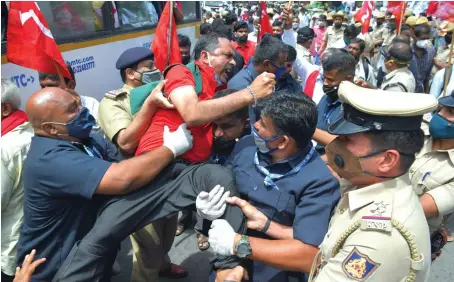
197,233,210,251
175,223,185,236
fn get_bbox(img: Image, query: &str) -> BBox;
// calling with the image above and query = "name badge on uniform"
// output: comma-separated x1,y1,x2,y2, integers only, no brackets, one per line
360,216,392,232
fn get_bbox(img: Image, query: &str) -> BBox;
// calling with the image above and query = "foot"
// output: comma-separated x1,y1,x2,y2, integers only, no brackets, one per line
197,233,210,251
159,263,188,279
175,223,186,236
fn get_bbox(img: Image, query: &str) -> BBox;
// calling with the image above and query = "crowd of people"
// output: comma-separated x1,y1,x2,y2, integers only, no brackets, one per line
1,1,454,282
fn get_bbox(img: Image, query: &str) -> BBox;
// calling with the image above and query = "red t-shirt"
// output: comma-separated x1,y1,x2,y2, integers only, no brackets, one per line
232,40,256,66
135,61,216,163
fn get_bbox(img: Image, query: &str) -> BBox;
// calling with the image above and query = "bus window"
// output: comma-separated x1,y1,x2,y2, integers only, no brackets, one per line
37,1,108,41
115,1,159,28
180,1,198,21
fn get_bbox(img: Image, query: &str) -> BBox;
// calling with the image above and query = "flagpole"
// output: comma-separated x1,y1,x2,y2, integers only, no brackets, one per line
53,60,67,88
166,1,174,68
281,0,293,29
443,40,454,97
397,2,405,35
258,2,262,43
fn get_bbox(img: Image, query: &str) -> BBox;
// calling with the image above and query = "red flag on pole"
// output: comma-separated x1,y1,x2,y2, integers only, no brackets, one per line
354,1,375,34
258,1,273,42
426,2,439,16
151,1,181,72
6,1,71,79
387,1,407,33
431,1,454,22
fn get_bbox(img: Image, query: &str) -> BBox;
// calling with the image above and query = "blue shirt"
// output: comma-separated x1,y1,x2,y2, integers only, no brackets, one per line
316,95,342,154
225,136,340,282
17,133,122,281
276,74,302,94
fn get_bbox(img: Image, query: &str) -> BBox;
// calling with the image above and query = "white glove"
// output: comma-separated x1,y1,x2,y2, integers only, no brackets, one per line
163,123,193,158
196,185,230,221
208,219,235,256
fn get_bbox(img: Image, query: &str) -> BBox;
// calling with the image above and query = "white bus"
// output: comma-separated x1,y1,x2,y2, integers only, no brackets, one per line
1,1,202,107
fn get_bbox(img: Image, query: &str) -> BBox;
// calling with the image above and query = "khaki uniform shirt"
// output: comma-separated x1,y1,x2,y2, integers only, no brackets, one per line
431,46,450,76
372,25,387,45
410,137,454,234
323,26,346,49
381,68,416,93
382,29,396,47
296,44,312,64
311,176,431,282
98,84,134,142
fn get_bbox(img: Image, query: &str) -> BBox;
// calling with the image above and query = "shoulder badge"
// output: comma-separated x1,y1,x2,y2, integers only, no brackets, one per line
343,247,380,281
105,88,127,99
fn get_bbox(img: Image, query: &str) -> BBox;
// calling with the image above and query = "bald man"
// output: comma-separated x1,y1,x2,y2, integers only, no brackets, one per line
17,86,194,281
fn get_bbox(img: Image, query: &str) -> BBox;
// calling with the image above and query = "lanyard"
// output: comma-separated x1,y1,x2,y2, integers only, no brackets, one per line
72,141,104,160
323,106,337,125
254,147,315,191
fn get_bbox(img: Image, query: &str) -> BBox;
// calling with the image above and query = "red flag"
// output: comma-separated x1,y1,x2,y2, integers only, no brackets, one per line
387,1,407,33
6,1,71,79
354,1,375,34
431,1,454,22
258,1,273,42
151,1,181,72
426,2,439,15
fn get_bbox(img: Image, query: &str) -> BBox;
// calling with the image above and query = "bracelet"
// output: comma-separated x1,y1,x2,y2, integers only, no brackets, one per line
260,218,271,233
246,86,257,107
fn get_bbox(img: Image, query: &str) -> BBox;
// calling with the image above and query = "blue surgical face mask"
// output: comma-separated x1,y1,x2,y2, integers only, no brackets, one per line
43,107,96,140
269,61,287,80
429,113,454,139
252,126,281,154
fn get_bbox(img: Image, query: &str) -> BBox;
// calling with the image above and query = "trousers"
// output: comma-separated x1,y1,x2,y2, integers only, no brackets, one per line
52,162,246,282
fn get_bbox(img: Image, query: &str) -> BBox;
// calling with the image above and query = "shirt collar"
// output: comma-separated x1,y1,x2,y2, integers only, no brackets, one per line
257,143,312,169
122,84,134,95
384,67,408,80
420,137,454,164
343,174,411,212
246,57,258,78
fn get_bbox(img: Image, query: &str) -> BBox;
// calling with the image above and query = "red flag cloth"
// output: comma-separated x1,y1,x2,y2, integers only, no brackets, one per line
354,1,375,34
7,1,71,79
303,70,319,99
258,1,273,42
432,1,454,22
151,1,182,72
1,110,28,136
387,1,407,33
426,2,439,15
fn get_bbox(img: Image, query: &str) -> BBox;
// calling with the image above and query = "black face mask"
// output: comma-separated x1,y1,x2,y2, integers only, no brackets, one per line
182,55,191,65
237,34,248,43
214,136,238,151
323,84,339,101
327,20,334,26
445,34,452,45
273,33,283,40
334,22,342,29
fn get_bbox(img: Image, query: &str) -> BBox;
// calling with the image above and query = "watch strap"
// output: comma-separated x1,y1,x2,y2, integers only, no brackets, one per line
260,218,271,233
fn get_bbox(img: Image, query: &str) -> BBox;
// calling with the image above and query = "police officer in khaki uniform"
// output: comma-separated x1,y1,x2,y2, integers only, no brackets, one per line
372,12,387,47
410,90,454,259
311,81,436,282
98,47,188,281
319,11,345,55
382,14,398,48
296,27,315,64
432,23,454,76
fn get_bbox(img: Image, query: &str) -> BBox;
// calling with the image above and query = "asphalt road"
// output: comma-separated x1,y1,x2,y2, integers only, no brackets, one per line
113,215,454,282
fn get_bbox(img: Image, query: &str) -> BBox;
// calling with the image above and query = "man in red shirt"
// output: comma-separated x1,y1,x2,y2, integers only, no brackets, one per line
136,32,274,160
232,21,256,66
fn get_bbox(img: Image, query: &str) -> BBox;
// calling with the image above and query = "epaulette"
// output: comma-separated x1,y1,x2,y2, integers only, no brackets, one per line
105,88,127,99
360,194,393,233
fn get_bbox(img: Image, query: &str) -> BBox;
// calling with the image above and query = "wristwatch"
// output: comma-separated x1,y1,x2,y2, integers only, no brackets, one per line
234,235,252,259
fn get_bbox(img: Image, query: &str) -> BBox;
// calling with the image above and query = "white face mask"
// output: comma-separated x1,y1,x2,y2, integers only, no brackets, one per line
416,39,430,49
318,21,326,27
208,53,224,86
293,23,300,30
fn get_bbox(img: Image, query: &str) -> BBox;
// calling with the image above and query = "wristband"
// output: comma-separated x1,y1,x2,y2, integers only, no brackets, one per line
246,86,257,107
260,218,271,233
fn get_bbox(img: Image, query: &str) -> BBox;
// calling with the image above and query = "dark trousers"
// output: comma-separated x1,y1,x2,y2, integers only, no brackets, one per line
52,162,246,282
1,272,14,282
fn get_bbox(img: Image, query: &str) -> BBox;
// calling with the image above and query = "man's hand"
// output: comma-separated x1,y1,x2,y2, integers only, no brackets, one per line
281,6,293,30
226,197,268,232
215,266,249,282
249,72,276,100
354,78,376,89
163,123,193,158
208,219,236,256
14,249,46,282
144,79,175,109
196,185,230,220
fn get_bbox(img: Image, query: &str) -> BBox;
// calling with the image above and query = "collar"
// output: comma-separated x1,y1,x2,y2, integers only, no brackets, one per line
296,44,310,53
420,137,454,164
233,40,253,50
122,84,134,95
343,174,411,212
245,57,259,78
257,143,312,169
383,67,409,80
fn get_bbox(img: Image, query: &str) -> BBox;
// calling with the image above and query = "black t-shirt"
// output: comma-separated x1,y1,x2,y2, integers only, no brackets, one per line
17,133,122,281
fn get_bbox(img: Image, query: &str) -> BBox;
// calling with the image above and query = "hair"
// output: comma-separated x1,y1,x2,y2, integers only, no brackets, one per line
344,24,359,38
212,24,233,41
254,35,288,65
286,45,297,62
224,12,238,25
193,32,227,60
350,38,365,52
206,11,212,17
178,33,191,48
234,21,248,32
319,14,327,21
211,18,225,30
367,130,424,173
200,22,212,35
414,24,431,38
388,43,413,63
1,78,21,109
259,90,318,149
322,50,356,77
213,89,248,120
272,20,283,27
38,62,76,86
392,34,411,45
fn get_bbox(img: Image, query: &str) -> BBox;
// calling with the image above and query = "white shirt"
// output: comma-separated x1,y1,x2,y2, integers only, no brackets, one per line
355,59,377,86
292,56,325,105
430,67,454,100
248,31,257,43
1,122,34,275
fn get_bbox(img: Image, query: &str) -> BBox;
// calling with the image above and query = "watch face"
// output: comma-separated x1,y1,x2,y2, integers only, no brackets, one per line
237,243,250,256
